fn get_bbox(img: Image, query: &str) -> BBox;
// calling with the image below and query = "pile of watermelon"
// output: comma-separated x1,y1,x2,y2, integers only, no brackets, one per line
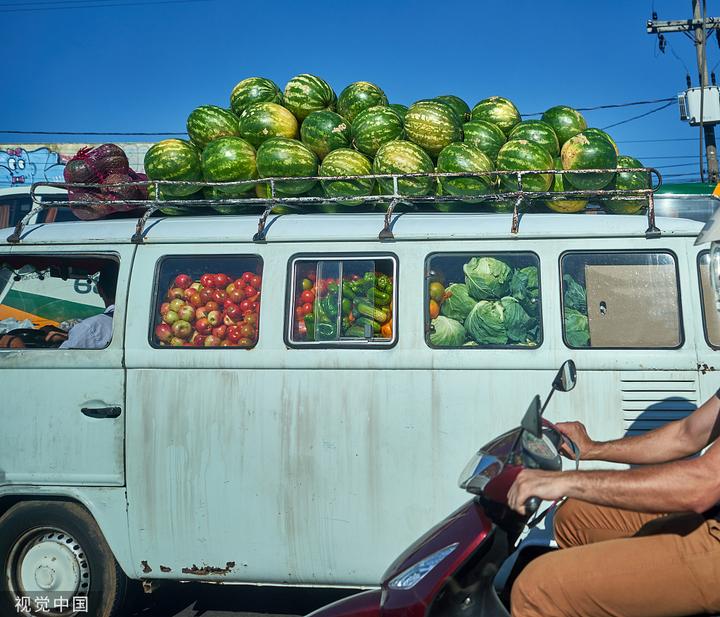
143,74,650,215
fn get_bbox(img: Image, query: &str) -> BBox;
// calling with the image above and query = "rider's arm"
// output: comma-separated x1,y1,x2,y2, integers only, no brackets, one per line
561,392,720,465
510,437,720,514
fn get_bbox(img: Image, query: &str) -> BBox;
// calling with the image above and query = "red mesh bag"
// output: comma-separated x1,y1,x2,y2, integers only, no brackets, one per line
64,144,148,220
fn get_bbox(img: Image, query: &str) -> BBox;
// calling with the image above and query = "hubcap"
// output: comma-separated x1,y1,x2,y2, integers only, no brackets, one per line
7,528,90,616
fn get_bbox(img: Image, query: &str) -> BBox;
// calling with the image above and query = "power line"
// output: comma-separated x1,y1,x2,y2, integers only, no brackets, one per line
617,137,698,143
654,162,699,168
0,0,212,13
522,97,675,117
600,101,675,130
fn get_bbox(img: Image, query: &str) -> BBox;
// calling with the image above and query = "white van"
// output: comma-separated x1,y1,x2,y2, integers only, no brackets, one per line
1,199,719,615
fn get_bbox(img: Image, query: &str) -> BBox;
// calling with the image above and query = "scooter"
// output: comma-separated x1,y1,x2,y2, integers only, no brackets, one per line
308,360,578,617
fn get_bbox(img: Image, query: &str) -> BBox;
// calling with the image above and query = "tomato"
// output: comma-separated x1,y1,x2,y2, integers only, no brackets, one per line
188,292,203,309
212,289,227,303
205,301,219,312
199,288,214,304
212,325,227,339
302,278,313,291
237,337,253,347
215,273,230,288
429,281,445,303
244,313,258,327
295,305,306,320
307,272,317,282
297,321,307,336
240,285,254,298
242,272,254,283
251,275,262,290
315,280,328,296
300,290,315,304
226,325,242,343
200,274,216,288
429,299,440,319
228,288,244,304
300,302,312,315
251,301,259,312
239,300,252,312
239,323,255,338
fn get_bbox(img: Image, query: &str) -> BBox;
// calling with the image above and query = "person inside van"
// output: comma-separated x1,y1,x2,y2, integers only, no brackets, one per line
0,265,117,349
507,394,720,617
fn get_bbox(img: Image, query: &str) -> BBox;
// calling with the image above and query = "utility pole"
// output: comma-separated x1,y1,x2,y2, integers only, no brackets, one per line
647,2,720,183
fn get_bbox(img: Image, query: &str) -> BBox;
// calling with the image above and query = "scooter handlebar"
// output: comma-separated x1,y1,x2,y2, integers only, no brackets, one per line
525,497,541,514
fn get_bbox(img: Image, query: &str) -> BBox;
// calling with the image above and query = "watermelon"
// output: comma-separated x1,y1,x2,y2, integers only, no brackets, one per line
351,106,405,157
237,102,299,148
404,100,463,158
148,184,202,216
508,120,559,158
463,120,506,162
388,103,408,122
300,110,351,160
435,95,471,122
496,139,554,193
437,143,494,198
470,97,521,136
561,131,618,190
544,157,587,213
603,155,649,214
187,105,241,150
204,186,256,214
201,137,257,194
584,128,619,156
256,137,318,195
283,74,336,121
230,77,283,116
253,182,297,213
541,106,587,146
320,148,374,206
144,139,202,197
373,140,434,196
337,81,388,123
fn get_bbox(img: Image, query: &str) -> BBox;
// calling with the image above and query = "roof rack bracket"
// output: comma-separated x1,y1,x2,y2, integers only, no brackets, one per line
645,192,661,239
510,197,524,235
6,204,44,244
131,205,160,244
253,205,275,242
379,199,401,241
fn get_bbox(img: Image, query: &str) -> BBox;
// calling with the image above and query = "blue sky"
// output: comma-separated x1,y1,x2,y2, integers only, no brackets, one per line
1,0,716,182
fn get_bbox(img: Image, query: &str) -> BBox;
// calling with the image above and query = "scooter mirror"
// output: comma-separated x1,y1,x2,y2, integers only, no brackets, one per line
552,360,577,393
520,395,542,438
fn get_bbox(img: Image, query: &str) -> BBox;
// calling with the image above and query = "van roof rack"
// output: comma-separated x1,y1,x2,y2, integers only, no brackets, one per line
9,167,662,244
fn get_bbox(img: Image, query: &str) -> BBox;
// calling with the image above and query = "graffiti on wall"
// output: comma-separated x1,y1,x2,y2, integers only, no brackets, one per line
0,147,67,188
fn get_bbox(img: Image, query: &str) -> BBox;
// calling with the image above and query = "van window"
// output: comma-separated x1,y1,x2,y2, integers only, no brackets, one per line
425,253,541,348
0,255,118,349
288,256,396,346
151,255,263,348
698,251,720,348
561,251,682,349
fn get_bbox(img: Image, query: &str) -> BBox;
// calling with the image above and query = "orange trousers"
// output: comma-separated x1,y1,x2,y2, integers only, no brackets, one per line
511,499,720,617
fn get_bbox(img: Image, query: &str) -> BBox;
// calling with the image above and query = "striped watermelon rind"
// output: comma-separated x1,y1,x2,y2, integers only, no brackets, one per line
544,156,588,213
496,139,554,193
508,120,560,158
373,140,434,196
201,137,257,194
320,148,374,206
388,103,408,122
463,120,507,162
144,139,202,197
437,143,495,198
187,105,241,150
584,128,620,156
230,77,283,116
351,106,405,157
237,102,299,148
603,155,649,214
300,110,351,160
337,81,388,123
561,131,618,190
283,74,337,121
541,106,588,146
404,100,463,159
470,96,521,136
256,137,318,195
435,95,471,122
204,186,257,214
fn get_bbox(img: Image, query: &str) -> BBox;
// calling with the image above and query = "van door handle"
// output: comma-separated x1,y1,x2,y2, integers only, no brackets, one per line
81,406,121,419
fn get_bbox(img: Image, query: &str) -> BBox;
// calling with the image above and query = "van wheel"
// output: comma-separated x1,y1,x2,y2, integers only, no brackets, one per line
0,501,127,617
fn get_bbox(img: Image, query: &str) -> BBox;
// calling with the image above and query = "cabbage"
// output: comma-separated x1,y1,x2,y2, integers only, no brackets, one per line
465,300,508,345
440,283,477,323
500,296,537,343
430,316,467,347
564,308,590,347
563,274,587,313
463,257,512,300
510,266,539,316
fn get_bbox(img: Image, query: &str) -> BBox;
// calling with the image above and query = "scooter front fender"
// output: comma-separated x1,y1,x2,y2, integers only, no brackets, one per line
306,589,381,617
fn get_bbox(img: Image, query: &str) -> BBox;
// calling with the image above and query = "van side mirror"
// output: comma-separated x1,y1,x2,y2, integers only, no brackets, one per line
520,395,542,438
552,360,577,393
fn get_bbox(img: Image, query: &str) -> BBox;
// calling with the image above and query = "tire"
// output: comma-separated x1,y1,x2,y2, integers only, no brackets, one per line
0,500,127,617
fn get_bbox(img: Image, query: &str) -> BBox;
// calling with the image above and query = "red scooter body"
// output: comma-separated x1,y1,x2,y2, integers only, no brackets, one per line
308,362,578,617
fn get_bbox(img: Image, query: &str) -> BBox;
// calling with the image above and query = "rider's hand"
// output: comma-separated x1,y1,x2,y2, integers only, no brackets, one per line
508,469,568,515
44,330,68,344
555,421,596,460
0,334,24,348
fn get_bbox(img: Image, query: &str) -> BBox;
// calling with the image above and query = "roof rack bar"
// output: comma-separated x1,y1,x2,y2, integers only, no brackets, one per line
645,190,661,239
6,204,43,244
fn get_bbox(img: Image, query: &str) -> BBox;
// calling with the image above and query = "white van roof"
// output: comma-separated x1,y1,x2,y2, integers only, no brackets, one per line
0,212,704,245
